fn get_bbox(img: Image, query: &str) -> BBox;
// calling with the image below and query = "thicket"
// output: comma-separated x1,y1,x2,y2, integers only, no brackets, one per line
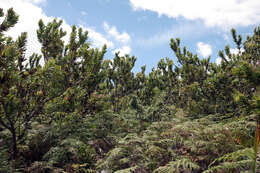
0,8,260,173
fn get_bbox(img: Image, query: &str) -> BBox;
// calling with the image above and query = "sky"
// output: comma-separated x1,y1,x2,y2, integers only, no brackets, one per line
1,0,259,72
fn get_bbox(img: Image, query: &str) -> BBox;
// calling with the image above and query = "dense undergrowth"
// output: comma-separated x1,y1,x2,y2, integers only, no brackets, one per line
0,8,260,173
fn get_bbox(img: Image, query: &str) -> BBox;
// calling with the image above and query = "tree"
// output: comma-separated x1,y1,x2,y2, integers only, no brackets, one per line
37,19,66,62
0,8,51,159
104,53,137,112
37,20,107,115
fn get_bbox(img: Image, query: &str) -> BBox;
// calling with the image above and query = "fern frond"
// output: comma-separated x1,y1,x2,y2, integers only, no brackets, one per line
153,158,200,173
203,160,251,173
204,148,254,173
114,166,138,173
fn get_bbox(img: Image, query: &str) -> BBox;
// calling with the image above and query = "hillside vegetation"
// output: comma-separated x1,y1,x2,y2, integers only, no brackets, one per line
0,8,260,173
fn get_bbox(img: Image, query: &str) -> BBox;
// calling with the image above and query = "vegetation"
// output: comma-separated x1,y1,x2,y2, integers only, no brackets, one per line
0,7,259,173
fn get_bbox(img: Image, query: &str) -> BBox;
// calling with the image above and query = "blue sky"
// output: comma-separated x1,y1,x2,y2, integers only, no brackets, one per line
1,0,259,72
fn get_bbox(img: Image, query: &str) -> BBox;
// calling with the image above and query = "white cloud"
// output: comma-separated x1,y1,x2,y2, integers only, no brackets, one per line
197,42,212,58
104,22,130,43
0,0,116,62
136,22,200,48
230,48,242,55
129,0,260,28
223,33,229,42
215,48,244,65
112,46,131,56
80,26,114,49
80,11,87,16
103,22,132,55
25,0,46,4
0,0,71,61
216,57,222,65
0,0,131,61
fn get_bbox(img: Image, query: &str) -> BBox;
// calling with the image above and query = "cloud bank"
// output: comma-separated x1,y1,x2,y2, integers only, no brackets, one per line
0,0,131,60
104,22,131,56
197,42,212,58
130,0,260,28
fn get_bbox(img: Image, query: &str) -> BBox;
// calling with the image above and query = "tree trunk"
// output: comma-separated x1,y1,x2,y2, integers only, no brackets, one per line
11,128,17,159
